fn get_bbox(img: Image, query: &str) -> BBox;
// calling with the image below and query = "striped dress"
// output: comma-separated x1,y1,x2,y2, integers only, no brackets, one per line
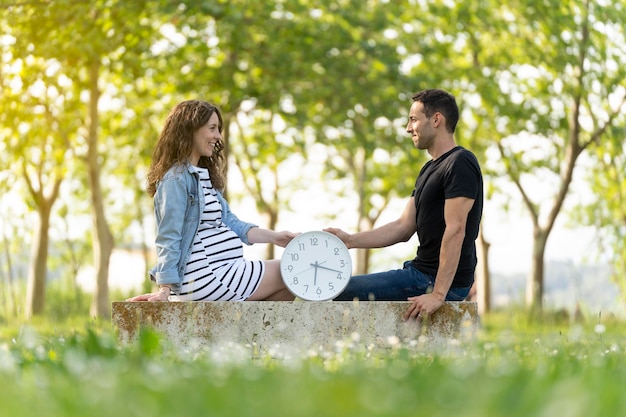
170,166,264,301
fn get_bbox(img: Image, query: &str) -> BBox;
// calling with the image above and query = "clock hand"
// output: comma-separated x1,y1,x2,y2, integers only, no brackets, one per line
308,261,328,270
311,263,343,274
290,264,315,277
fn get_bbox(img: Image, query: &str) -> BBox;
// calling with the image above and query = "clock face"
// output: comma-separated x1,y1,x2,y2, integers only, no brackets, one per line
280,231,352,301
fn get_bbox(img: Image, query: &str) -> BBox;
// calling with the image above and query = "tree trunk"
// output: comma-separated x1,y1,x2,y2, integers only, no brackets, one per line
25,204,51,318
2,229,19,317
87,61,113,318
355,247,371,275
526,228,548,311
265,207,278,260
24,171,62,318
355,214,373,275
475,225,491,314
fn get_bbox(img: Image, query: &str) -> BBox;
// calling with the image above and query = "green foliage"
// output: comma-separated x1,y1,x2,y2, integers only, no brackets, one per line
2,0,626,315
1,313,625,417
43,280,91,321
574,130,626,301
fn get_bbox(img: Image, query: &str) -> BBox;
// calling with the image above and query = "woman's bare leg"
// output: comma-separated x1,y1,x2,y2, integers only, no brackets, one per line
263,288,295,301
247,259,295,301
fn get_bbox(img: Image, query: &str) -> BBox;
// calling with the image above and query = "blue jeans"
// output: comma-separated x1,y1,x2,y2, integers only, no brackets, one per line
334,260,471,301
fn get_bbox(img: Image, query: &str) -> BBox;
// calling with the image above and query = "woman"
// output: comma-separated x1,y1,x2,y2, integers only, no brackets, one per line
128,100,296,302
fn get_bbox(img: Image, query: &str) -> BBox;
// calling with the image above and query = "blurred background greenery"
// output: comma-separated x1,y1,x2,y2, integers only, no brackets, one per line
1,0,625,324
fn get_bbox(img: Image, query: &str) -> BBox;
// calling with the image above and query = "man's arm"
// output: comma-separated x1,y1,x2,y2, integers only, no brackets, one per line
325,197,417,249
404,196,474,320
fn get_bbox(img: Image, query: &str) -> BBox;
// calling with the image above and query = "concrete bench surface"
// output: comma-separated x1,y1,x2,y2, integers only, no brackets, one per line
112,301,478,351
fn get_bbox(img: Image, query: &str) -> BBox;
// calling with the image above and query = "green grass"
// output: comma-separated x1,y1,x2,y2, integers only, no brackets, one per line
1,309,625,417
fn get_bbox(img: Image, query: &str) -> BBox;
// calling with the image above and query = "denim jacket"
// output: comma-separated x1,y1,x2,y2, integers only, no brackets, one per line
148,163,257,293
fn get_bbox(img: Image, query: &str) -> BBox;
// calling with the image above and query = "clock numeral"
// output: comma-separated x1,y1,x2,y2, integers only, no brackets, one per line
280,231,352,301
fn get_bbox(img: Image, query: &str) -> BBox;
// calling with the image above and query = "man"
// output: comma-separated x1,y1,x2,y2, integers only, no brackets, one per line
325,88,483,320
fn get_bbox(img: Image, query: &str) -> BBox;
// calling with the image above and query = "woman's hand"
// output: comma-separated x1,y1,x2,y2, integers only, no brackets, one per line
126,286,171,302
247,228,299,248
273,230,298,248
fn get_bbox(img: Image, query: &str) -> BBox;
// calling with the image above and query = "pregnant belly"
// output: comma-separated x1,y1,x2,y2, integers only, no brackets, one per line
201,228,244,266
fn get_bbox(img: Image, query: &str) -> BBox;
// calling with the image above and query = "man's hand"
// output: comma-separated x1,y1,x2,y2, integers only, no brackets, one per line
403,293,445,321
323,227,352,248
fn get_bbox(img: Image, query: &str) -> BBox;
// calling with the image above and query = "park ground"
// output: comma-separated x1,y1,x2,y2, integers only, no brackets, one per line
1,307,625,417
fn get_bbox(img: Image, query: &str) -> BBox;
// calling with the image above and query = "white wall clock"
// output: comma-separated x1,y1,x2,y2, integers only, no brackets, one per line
280,230,352,301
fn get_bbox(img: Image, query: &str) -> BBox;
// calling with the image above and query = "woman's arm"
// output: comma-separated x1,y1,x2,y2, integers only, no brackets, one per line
246,227,298,248
151,176,188,287
216,192,297,248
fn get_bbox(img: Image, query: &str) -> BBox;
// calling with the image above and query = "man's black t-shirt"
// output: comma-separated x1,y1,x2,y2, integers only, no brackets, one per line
410,146,483,288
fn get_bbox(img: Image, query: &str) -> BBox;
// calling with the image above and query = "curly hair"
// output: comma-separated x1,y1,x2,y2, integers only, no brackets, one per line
147,100,226,196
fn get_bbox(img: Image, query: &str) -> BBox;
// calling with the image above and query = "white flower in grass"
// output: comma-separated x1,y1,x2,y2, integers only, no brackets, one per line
268,343,291,360
0,345,16,373
448,338,461,347
483,342,496,351
386,335,400,347
334,339,350,353
320,350,333,360
306,348,319,358
594,323,606,334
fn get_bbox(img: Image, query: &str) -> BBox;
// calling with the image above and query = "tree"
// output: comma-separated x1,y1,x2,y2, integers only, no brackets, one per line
398,0,501,310
231,109,306,260
0,19,80,316
282,0,421,274
473,0,626,310
147,1,319,260
578,126,626,302
2,0,165,317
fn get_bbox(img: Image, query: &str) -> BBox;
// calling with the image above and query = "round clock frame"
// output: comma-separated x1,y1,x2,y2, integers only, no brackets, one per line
280,230,352,301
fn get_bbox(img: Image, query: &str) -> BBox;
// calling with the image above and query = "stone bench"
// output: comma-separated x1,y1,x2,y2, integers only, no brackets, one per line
112,301,478,352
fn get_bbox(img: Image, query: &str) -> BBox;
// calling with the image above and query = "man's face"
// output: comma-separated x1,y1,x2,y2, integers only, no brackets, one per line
406,101,436,150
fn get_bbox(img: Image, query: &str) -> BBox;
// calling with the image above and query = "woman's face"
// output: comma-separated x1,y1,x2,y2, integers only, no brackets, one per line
189,112,222,165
